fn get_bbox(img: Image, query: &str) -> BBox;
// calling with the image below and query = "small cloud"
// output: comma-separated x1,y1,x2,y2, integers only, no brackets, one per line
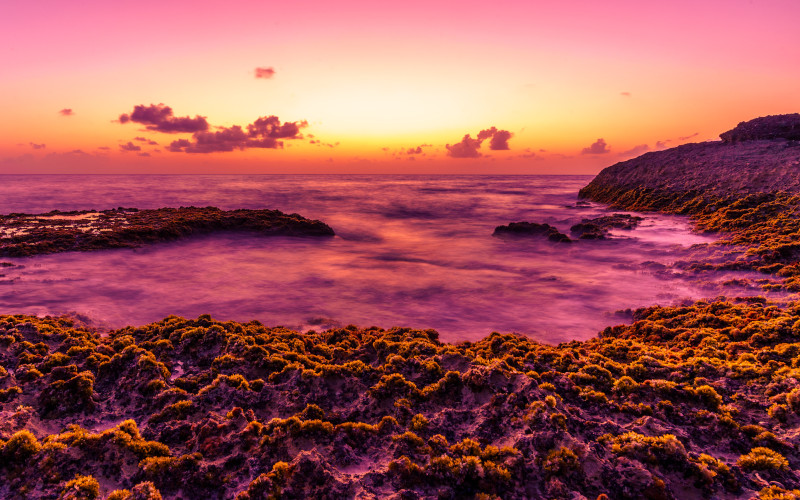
446,134,483,158
489,130,512,150
119,104,209,133
134,136,148,142
59,108,74,116
29,142,46,150
620,92,631,97
138,152,151,157
655,139,671,148
255,67,276,79
168,115,307,153
97,146,111,151
581,138,610,155
678,132,699,141
119,141,142,152
446,127,513,158
618,144,649,158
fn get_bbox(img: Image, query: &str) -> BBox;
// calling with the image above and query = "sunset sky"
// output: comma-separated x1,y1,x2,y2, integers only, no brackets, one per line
2,0,799,174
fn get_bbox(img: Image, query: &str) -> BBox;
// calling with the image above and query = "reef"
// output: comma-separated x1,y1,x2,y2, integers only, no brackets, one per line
493,222,572,242
1,307,799,499
0,207,335,257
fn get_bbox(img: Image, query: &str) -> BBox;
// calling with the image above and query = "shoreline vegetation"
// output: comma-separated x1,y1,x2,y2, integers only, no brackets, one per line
2,115,800,498
0,206,335,257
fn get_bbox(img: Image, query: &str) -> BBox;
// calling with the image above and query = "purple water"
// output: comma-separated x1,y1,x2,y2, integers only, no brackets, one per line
0,174,759,343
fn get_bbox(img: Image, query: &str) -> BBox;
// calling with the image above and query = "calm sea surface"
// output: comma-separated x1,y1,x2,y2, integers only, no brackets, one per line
0,175,757,343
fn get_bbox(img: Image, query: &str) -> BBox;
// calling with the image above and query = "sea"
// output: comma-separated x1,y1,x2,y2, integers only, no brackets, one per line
0,174,764,343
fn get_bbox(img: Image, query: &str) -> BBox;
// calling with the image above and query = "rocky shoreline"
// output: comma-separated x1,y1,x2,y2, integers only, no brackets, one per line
0,206,335,257
2,115,800,499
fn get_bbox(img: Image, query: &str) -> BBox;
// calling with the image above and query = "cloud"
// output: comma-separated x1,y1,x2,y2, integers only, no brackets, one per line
133,136,158,145
581,138,610,155
168,115,308,153
489,130,512,150
446,127,513,158
255,67,276,79
618,144,649,157
138,152,151,157
119,141,142,152
620,92,631,97
655,139,671,148
678,132,699,141
119,104,209,133
446,134,484,158
29,142,46,150
59,108,74,116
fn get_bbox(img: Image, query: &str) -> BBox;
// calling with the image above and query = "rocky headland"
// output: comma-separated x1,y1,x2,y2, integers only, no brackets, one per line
2,115,800,499
0,207,335,257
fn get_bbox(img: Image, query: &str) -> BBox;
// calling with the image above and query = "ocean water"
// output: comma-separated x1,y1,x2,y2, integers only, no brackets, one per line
0,174,759,343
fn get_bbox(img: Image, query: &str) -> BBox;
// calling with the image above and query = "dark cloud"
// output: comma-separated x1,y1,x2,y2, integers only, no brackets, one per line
119,141,142,152
679,132,699,141
446,127,513,158
138,152,151,157
581,138,610,155
446,134,483,158
97,146,111,151
655,139,671,148
489,130,512,150
29,142,46,150
59,108,74,116
168,115,307,154
255,67,276,79
134,137,148,142
119,104,209,133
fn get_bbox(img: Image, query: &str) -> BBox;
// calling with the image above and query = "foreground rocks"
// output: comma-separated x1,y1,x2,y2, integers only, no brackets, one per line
0,308,798,499
0,207,335,257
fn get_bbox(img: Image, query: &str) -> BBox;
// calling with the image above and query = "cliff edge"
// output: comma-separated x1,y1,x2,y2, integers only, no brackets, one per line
580,114,800,204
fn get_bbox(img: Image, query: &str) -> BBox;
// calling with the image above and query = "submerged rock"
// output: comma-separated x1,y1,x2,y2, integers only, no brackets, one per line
0,206,335,257
493,222,572,242
570,214,644,240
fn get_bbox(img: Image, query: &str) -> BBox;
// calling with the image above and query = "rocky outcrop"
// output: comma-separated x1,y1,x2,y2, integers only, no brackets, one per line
578,113,800,291
581,115,800,204
0,206,335,257
720,113,800,142
570,214,644,240
493,222,572,242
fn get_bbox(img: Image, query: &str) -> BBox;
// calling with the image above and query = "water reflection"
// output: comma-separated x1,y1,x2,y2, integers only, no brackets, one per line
0,175,770,343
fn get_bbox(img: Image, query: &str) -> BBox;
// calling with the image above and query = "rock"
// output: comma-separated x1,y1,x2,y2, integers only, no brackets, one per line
570,214,644,240
0,206,335,257
493,222,572,242
720,113,800,142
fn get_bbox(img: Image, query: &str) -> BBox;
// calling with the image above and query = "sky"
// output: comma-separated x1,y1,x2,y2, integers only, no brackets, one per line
2,0,799,174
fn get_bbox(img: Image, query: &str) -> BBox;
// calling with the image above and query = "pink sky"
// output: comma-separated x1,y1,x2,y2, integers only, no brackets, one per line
2,0,799,173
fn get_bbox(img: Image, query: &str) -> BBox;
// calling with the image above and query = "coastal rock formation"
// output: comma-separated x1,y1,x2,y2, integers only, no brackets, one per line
578,115,800,291
493,222,572,242
1,309,798,499
720,113,800,142
0,206,335,257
